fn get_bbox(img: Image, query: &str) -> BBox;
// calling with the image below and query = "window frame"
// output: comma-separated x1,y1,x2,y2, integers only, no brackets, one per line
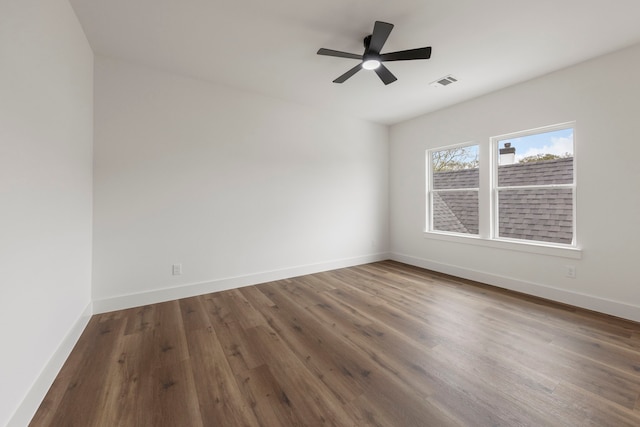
424,122,581,260
490,122,576,246
426,141,480,236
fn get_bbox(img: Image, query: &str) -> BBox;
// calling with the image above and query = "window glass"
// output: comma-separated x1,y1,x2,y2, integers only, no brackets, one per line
495,126,574,245
429,145,479,235
497,188,573,244
433,190,479,234
497,128,574,186
432,145,479,189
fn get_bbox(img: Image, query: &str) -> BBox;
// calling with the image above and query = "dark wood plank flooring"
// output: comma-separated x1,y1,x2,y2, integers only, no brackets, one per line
31,261,640,426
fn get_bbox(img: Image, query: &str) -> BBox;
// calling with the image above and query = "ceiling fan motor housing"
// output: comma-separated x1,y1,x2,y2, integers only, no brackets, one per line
363,35,380,62
364,35,373,51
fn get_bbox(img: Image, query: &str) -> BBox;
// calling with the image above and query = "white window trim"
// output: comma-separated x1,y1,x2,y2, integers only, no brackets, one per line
425,122,581,259
423,230,582,259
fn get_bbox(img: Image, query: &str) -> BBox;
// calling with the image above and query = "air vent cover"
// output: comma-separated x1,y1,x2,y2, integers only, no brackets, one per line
431,75,458,87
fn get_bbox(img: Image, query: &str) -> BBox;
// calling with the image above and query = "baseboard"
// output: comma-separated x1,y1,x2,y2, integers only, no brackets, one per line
93,252,391,314
391,252,640,323
7,302,93,427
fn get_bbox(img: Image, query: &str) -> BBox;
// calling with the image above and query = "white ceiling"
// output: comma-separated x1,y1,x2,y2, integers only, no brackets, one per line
69,0,640,125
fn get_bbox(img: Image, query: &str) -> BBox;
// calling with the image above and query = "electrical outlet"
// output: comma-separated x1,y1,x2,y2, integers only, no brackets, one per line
172,263,182,276
565,265,576,279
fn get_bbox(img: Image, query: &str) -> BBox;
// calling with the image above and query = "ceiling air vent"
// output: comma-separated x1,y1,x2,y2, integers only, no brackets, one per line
430,75,458,87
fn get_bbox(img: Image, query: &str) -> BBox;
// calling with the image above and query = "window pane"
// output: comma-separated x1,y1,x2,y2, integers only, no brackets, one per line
497,128,573,186
433,168,479,190
433,191,478,234
498,188,573,244
432,145,479,190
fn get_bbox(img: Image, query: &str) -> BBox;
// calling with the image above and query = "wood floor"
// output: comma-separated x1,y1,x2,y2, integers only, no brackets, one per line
31,261,640,426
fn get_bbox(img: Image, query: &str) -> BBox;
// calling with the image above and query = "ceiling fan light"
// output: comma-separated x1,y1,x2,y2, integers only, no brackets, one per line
362,59,381,70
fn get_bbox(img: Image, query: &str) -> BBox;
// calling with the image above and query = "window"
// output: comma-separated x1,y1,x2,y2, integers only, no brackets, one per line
428,144,479,235
493,125,575,245
427,123,577,250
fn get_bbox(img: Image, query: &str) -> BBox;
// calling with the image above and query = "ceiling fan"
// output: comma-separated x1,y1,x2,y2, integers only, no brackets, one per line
317,21,432,85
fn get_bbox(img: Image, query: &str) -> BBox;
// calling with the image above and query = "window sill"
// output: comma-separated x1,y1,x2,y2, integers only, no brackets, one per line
423,231,582,260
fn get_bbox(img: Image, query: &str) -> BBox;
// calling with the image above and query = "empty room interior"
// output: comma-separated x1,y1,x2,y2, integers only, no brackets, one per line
3,0,640,426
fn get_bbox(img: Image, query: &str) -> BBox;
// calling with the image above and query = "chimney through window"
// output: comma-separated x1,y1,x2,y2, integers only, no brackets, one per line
499,142,516,165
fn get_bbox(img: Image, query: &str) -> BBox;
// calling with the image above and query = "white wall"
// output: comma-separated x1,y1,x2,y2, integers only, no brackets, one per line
92,56,389,310
0,0,94,425
390,43,640,321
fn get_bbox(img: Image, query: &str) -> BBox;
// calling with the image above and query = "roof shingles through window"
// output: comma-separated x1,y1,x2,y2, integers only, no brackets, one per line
432,158,573,243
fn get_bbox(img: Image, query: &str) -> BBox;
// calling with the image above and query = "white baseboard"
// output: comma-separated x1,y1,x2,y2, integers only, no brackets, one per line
391,252,640,323
8,302,93,427
93,253,391,314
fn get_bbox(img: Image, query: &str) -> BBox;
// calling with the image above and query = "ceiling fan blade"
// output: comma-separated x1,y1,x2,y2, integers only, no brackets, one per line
368,21,394,54
317,48,362,60
333,63,363,83
374,64,397,85
381,47,432,62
